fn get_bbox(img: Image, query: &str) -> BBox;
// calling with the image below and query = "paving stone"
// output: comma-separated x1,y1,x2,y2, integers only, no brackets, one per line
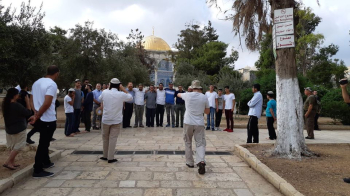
136,181,160,188
139,162,166,167
101,188,143,196
144,188,173,196
105,171,129,180
153,172,175,180
128,172,153,180
175,188,234,196
234,189,254,196
192,181,218,188
207,167,234,172
119,180,136,187
160,181,192,188
60,180,96,188
76,171,110,180
208,162,228,167
63,166,105,171
31,188,72,196
175,172,201,181
1,189,34,196
110,167,146,172
17,178,48,189
69,188,102,196
93,180,119,188
200,173,242,182
54,162,72,167
216,181,248,189
54,171,81,180
76,156,99,162
70,162,97,167
148,167,178,172
44,180,66,188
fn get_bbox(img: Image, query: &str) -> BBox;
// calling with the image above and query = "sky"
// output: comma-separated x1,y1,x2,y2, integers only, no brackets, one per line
2,0,350,69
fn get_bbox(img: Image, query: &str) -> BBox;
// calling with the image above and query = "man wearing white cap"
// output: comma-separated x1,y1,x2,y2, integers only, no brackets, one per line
99,78,133,163
64,88,75,137
177,80,210,175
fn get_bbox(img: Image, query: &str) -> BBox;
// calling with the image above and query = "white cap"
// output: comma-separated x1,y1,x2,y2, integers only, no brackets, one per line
68,88,75,92
110,78,121,84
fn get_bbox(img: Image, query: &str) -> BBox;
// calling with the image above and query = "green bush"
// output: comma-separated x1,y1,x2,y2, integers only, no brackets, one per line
238,88,254,114
321,88,350,125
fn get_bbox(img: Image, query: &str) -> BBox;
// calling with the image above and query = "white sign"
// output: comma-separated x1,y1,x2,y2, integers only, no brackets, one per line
275,21,294,36
274,8,293,24
276,35,295,49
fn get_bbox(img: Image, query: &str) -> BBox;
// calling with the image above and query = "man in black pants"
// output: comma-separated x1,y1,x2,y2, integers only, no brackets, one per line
340,79,350,183
29,65,60,178
247,84,263,143
156,83,166,127
123,82,135,128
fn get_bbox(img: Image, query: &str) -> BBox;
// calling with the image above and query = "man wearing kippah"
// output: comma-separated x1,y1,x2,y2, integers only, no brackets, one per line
266,91,277,140
247,84,263,143
99,78,133,163
304,87,317,139
177,80,210,175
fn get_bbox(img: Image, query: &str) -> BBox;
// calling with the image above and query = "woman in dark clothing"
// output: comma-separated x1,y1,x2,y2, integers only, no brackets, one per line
2,88,32,170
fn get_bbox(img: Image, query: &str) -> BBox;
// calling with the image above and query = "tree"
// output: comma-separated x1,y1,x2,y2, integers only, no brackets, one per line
0,1,51,86
208,0,320,158
255,34,275,70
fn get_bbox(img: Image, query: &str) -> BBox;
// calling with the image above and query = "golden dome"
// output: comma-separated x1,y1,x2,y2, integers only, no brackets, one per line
142,35,171,51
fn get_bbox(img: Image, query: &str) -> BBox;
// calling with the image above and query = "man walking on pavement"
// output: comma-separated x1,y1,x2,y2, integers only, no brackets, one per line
92,83,102,130
99,78,133,163
177,80,210,175
133,84,145,128
223,86,235,132
175,85,186,128
29,65,60,178
247,84,263,143
145,85,157,127
123,82,135,128
304,87,318,139
205,85,218,131
156,83,166,127
73,79,84,134
215,89,224,131
165,82,176,128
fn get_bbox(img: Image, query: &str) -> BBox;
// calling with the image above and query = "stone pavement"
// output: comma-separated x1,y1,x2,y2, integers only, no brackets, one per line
1,123,350,196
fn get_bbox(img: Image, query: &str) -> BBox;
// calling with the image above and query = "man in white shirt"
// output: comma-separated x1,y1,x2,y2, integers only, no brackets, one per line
156,83,166,127
133,84,145,128
177,80,210,175
205,85,218,131
223,86,236,132
99,78,133,163
29,65,59,178
247,84,263,143
64,88,75,137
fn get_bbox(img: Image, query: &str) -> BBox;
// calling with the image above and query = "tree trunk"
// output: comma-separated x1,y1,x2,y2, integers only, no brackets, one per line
271,0,310,158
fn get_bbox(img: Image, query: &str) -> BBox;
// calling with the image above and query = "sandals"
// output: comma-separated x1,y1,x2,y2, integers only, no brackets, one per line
3,164,17,170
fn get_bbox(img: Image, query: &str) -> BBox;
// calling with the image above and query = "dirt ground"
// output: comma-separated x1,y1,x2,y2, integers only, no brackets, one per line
0,145,37,180
245,144,350,196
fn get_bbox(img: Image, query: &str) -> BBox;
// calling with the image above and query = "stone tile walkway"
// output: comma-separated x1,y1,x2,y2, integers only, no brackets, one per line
1,123,350,196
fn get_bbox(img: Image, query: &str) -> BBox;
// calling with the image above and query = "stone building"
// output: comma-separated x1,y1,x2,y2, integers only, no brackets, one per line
237,66,258,82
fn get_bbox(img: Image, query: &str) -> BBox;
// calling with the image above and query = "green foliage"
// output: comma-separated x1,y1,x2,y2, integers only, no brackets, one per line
321,88,350,125
239,88,254,114
255,34,275,70
217,67,250,100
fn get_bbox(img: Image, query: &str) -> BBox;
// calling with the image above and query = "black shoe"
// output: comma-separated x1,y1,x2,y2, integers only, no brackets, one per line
197,162,206,175
205,127,210,130
108,159,118,163
156,125,159,127
33,171,55,178
100,157,107,161
139,125,144,128
51,138,56,142
26,139,35,144
133,125,138,128
166,124,170,127
344,178,350,183
181,126,183,128
211,128,215,131
186,164,194,168
93,126,98,130
43,163,55,169
175,125,179,128
305,136,315,139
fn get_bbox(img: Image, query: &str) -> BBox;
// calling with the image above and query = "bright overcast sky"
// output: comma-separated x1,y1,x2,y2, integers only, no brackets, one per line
2,0,350,69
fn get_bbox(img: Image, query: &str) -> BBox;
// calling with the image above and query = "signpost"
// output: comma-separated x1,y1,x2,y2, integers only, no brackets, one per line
272,8,295,59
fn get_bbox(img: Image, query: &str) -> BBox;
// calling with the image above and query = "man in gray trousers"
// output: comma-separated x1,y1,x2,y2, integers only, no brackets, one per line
177,80,210,175
133,84,145,128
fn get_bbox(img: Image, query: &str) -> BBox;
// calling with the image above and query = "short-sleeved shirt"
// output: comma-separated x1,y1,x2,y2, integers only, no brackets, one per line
156,89,166,105
175,90,185,104
92,89,102,104
304,95,317,111
126,89,135,104
165,88,176,104
181,92,210,126
217,95,224,110
32,78,58,122
133,88,145,106
73,89,84,109
145,91,157,109
64,95,74,113
4,102,32,134
99,89,133,125
224,93,236,110
266,99,277,117
205,91,218,108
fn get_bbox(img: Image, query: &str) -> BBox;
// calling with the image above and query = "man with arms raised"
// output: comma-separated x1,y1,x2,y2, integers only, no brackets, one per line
177,80,210,175
29,65,59,177
99,78,133,163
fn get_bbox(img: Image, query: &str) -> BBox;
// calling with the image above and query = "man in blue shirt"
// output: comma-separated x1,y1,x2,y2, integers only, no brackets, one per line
175,85,186,128
266,91,277,140
165,82,176,128
92,83,102,130
247,84,263,143
123,82,135,128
